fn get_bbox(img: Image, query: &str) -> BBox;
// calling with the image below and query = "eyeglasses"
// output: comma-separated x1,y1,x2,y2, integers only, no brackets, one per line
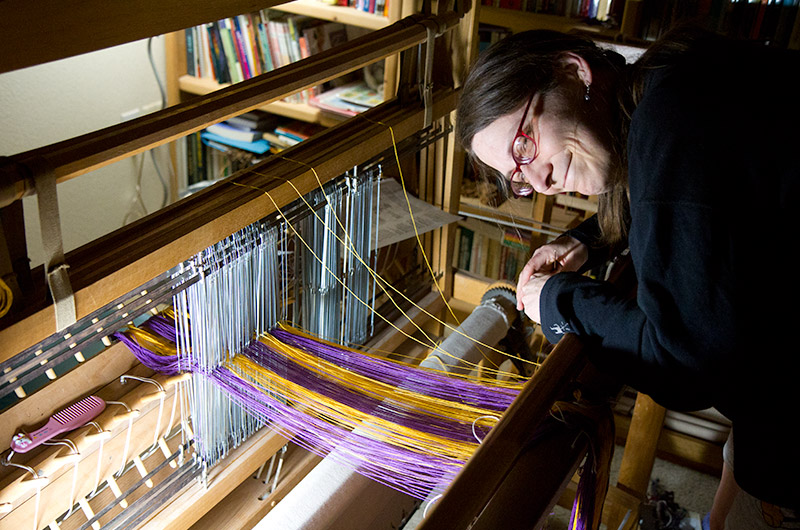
509,93,537,198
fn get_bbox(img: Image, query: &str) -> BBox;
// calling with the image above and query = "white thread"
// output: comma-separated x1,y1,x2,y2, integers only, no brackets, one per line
423,493,443,518
471,415,500,443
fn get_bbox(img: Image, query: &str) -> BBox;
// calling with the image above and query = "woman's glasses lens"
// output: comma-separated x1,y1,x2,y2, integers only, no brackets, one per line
510,173,534,197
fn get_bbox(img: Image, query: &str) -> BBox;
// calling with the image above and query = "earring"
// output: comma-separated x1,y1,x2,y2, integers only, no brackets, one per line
584,82,591,102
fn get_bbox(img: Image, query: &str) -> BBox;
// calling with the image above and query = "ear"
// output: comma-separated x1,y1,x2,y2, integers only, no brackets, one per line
559,52,593,86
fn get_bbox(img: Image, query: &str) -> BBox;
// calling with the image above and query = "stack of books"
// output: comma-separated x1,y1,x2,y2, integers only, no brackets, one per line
263,119,326,150
187,110,282,185
201,110,280,154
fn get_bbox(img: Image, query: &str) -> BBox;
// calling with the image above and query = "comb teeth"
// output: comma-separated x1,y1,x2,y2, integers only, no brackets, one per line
53,396,104,425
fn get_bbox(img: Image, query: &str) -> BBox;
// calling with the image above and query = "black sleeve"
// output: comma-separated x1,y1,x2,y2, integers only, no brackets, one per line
562,215,617,273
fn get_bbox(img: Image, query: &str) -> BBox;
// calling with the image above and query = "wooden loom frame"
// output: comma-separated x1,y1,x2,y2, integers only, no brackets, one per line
0,2,481,527
0,1,668,528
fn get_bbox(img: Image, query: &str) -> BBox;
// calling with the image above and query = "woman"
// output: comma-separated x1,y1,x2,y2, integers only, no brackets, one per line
457,26,799,529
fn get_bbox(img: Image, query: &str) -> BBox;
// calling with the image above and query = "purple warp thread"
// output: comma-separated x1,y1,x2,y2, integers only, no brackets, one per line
211,363,463,499
113,315,183,375
114,318,598,523
269,328,519,410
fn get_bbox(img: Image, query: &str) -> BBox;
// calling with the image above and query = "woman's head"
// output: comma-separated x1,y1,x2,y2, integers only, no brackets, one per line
457,30,628,198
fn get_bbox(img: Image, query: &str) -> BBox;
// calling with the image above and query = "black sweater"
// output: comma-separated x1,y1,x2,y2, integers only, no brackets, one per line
539,36,800,508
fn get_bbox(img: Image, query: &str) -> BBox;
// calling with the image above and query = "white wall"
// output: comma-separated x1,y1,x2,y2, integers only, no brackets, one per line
0,36,174,268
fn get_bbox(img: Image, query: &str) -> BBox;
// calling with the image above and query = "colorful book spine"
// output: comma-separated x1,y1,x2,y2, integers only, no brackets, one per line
218,20,244,83
231,17,252,79
254,12,274,72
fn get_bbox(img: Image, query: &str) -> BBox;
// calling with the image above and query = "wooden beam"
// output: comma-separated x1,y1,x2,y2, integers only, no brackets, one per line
190,445,323,530
614,412,725,476
0,1,296,74
416,333,588,529
135,428,289,529
605,393,666,530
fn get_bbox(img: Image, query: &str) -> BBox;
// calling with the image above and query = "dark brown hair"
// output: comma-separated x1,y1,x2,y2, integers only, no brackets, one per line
456,30,632,247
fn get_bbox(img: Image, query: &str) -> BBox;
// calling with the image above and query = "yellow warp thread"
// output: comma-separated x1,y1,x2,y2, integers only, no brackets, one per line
229,350,501,462
124,325,178,357
231,171,536,380
0,277,12,318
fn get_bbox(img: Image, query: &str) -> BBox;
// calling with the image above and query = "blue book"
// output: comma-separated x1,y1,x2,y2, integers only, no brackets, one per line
201,131,270,154
206,122,263,142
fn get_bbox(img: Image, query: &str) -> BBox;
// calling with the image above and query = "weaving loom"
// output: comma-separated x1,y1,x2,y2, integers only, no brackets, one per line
0,1,648,529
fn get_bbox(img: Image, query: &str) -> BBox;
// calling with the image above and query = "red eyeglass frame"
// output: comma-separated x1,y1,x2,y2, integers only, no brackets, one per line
509,93,537,198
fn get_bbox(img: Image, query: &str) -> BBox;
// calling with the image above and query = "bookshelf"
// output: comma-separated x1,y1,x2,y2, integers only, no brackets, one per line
167,0,415,124
272,0,396,30
477,0,800,49
164,0,424,189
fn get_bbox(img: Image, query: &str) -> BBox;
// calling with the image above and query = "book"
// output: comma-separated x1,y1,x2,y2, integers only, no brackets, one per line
198,24,215,79
231,16,252,79
262,131,295,150
274,120,325,143
186,28,197,76
226,110,280,131
486,238,502,279
243,14,263,75
310,81,383,117
218,20,244,83
263,17,284,70
253,12,274,72
452,226,462,269
200,131,271,154
206,122,264,142
458,227,474,270
207,23,231,84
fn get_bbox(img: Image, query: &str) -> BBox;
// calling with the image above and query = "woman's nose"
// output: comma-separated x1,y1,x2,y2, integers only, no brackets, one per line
521,163,551,194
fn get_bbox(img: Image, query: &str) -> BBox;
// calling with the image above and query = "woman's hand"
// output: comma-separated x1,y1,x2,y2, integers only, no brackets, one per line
517,271,555,323
516,235,589,314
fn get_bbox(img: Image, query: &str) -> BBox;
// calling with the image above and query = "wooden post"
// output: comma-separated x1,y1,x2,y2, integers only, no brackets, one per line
605,392,666,529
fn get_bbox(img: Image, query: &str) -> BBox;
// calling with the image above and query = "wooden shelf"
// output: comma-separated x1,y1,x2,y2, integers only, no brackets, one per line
271,0,391,31
458,194,590,237
478,6,623,39
178,74,347,127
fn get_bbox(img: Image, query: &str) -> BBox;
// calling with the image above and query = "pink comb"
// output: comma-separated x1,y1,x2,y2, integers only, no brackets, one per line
10,395,106,453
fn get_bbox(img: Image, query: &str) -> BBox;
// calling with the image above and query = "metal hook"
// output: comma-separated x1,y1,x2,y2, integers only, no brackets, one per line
86,421,110,496
106,401,137,477
1,450,42,481
43,439,80,517
3,451,48,530
120,374,165,393
120,375,167,446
